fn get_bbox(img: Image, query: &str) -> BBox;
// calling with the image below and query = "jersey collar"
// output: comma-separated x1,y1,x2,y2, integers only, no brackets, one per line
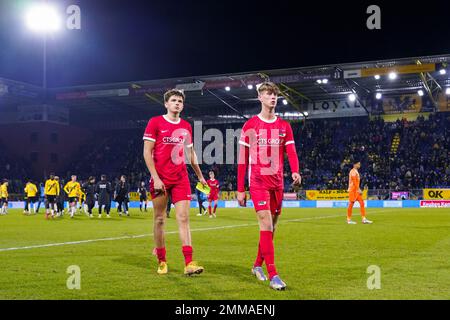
163,114,181,124
257,114,278,123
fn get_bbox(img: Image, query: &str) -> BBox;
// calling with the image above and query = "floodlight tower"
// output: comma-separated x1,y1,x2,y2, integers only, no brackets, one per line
25,3,62,90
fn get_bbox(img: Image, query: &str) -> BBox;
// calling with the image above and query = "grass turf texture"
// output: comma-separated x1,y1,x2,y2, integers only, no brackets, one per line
0,208,449,299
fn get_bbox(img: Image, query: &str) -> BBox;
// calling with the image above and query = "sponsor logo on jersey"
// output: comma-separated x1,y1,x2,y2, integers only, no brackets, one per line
162,136,186,144
257,138,282,145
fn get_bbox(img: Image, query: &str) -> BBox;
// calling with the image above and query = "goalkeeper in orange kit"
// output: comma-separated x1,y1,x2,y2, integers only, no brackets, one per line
347,161,373,224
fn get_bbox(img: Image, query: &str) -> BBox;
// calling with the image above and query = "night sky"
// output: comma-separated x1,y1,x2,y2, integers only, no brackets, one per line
1,0,450,87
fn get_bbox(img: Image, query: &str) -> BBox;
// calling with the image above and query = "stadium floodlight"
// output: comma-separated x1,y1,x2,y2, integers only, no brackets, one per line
247,84,253,90
375,92,382,100
439,69,447,75
225,86,231,92
25,3,62,91
303,111,309,117
418,90,424,96
322,79,328,84
316,79,322,84
446,88,450,95
348,93,357,102
282,99,288,105
374,74,381,80
388,72,397,80
25,4,62,33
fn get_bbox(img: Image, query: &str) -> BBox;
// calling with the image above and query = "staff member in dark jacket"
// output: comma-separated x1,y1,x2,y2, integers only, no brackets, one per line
115,175,130,216
96,174,112,218
83,176,96,218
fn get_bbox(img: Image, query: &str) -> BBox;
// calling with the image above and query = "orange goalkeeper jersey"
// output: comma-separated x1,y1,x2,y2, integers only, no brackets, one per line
348,168,360,193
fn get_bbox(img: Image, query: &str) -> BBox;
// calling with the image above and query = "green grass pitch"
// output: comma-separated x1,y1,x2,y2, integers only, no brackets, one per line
0,207,449,299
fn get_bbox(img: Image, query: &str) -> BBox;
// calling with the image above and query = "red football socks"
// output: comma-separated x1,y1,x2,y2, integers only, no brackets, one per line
156,247,166,263
182,245,193,265
259,231,277,279
254,243,264,267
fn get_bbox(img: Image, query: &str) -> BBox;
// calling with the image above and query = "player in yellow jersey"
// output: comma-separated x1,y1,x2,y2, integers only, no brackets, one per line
44,173,60,219
24,179,38,215
347,161,373,224
0,179,9,215
64,175,81,218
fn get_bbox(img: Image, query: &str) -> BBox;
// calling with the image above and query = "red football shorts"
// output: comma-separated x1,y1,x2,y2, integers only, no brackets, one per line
250,188,283,215
208,194,218,202
150,178,192,204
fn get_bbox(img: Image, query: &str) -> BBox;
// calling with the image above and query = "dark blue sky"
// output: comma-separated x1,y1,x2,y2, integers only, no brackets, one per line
1,0,450,87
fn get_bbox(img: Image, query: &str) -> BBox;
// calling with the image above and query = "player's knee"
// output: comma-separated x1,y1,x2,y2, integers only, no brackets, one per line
154,214,165,226
176,212,189,225
257,213,273,231
260,222,273,231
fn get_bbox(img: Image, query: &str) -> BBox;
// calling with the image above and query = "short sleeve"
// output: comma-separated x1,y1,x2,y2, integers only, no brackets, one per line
239,121,251,148
185,122,193,148
143,118,157,142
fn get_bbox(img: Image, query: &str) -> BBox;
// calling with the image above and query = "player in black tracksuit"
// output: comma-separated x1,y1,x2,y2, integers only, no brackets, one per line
96,174,112,218
55,176,65,216
138,181,148,212
115,175,129,216
82,176,96,218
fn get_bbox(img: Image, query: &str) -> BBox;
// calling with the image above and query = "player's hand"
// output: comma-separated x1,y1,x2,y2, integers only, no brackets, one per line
292,173,301,185
199,177,207,186
237,191,246,207
153,178,165,193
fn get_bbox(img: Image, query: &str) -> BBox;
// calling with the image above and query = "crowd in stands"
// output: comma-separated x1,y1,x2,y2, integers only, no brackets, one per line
296,113,449,191
2,112,449,197
0,142,33,194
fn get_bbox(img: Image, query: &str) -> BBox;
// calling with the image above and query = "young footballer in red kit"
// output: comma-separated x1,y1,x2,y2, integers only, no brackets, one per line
143,89,206,276
206,170,219,218
237,82,301,290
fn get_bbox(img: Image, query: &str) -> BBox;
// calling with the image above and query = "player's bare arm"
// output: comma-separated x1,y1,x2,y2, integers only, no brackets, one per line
237,142,249,207
186,145,206,185
143,140,165,192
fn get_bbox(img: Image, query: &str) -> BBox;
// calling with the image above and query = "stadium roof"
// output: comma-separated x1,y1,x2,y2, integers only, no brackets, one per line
1,54,450,126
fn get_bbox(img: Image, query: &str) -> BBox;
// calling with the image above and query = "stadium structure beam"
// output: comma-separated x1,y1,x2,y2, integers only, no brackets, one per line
343,79,370,115
416,60,441,110
131,83,164,106
277,86,309,119
258,72,311,101
205,89,248,120
131,83,201,113
348,79,371,95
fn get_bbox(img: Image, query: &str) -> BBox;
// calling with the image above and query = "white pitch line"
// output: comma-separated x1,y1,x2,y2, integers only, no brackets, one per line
0,210,391,252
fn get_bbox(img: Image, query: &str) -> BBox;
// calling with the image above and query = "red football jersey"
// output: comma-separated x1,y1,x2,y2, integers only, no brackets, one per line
143,115,193,184
207,179,220,196
239,115,295,190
